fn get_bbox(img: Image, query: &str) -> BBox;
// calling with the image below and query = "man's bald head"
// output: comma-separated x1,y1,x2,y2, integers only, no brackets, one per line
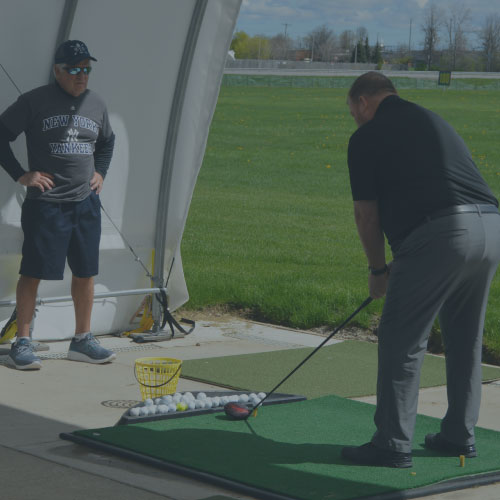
348,72,397,101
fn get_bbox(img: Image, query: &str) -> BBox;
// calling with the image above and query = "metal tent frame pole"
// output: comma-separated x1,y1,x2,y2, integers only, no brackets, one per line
0,0,84,313
151,0,208,331
49,0,78,83
0,0,207,326
0,288,167,308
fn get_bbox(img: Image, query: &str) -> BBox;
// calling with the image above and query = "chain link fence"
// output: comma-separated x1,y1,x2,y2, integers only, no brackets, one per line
225,59,406,71
222,73,500,91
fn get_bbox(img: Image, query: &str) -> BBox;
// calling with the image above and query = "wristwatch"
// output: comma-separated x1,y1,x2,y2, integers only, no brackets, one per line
369,264,388,276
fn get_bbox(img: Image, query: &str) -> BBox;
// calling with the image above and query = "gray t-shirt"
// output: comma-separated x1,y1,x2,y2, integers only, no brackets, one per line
0,83,113,202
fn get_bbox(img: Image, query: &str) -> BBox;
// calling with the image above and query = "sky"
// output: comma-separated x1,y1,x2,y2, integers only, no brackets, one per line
234,0,498,49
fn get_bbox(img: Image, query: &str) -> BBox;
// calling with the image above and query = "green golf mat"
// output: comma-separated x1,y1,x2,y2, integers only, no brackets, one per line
61,395,500,500
180,340,500,398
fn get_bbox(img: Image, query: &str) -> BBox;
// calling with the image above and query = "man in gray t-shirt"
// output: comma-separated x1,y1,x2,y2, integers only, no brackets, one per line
0,40,117,370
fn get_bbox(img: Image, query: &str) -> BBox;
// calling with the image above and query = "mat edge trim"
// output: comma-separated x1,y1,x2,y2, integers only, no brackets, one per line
59,432,500,500
60,432,295,500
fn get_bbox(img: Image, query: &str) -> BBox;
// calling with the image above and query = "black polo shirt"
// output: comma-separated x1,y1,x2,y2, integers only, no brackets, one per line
348,94,498,251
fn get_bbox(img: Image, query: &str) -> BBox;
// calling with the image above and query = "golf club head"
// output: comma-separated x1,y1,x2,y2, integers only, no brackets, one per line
224,402,251,420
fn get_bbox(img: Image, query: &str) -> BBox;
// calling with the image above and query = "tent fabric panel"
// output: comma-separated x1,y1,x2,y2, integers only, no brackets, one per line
0,0,67,307
162,1,242,311
0,0,241,339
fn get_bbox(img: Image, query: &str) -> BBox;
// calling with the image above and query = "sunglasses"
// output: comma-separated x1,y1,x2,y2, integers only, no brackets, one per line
63,66,92,75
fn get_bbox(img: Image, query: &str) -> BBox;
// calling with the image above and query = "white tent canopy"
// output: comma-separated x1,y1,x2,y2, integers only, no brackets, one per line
0,0,241,340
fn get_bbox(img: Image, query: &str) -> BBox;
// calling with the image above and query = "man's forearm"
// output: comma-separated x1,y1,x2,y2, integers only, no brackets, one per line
0,122,25,181
94,133,115,179
354,200,386,269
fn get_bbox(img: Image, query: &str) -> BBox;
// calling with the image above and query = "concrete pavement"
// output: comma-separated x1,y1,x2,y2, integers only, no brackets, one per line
0,317,498,500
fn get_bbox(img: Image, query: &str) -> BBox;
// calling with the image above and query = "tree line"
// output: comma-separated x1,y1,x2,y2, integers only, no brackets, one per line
421,4,499,71
230,25,383,64
231,4,500,72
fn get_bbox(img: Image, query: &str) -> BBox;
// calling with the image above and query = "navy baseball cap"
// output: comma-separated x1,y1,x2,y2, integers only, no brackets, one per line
54,40,97,65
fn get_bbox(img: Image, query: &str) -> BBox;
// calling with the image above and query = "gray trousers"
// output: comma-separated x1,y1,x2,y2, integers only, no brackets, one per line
372,211,500,453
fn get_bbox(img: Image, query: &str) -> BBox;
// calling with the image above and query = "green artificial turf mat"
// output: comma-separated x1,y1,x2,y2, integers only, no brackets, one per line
200,497,239,500
180,340,500,398
66,395,500,500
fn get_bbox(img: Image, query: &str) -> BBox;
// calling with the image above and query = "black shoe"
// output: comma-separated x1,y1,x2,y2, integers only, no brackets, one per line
424,433,477,458
341,442,412,468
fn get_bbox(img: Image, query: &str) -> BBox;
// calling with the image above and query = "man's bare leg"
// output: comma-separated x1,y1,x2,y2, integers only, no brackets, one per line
16,276,40,338
68,276,116,363
72,276,94,334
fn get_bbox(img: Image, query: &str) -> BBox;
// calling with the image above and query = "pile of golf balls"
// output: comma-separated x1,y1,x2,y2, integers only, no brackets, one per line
128,391,267,417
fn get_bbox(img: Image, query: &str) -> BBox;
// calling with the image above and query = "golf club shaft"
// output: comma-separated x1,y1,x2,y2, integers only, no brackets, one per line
247,296,373,417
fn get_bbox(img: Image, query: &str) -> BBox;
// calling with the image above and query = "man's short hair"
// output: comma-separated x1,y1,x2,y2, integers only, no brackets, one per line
348,72,397,101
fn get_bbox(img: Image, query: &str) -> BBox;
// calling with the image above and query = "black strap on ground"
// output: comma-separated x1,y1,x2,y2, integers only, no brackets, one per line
130,290,195,343
157,288,195,338
165,311,195,338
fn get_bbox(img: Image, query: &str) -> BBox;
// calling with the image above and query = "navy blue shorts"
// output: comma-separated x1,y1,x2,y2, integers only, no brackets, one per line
20,192,101,280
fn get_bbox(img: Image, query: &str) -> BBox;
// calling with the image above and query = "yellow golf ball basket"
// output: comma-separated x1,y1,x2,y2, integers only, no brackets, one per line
134,357,182,400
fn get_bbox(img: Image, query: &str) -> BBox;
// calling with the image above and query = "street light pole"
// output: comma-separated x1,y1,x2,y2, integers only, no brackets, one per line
282,23,291,60
408,18,413,54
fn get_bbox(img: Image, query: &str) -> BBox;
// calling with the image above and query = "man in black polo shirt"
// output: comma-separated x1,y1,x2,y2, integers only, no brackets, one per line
341,72,500,468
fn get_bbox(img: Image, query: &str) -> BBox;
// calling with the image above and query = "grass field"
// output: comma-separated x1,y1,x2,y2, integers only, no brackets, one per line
181,84,500,362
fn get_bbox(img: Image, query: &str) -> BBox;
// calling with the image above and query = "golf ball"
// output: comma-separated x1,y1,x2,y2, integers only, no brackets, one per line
249,393,257,399
158,405,169,414
238,394,249,403
195,400,204,409
177,402,188,411
230,395,239,403
196,392,207,400
168,403,177,412
154,398,162,405
250,396,261,406
172,394,182,403
187,401,196,410
144,398,154,406
212,396,221,407
161,395,173,404
139,406,149,416
183,392,194,400
129,407,141,417
220,396,229,405
149,405,158,415
258,392,266,400
204,399,213,409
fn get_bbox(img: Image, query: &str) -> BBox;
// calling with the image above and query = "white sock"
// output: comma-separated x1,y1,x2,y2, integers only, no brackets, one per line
74,332,90,342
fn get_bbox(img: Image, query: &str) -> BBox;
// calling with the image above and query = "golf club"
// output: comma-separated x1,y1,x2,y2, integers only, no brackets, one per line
224,296,373,420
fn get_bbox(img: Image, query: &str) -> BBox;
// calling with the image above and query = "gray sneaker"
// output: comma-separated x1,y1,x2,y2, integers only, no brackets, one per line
7,338,42,370
67,333,116,364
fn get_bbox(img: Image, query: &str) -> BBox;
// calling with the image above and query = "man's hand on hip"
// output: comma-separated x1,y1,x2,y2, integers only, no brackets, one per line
90,172,104,194
18,171,55,192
